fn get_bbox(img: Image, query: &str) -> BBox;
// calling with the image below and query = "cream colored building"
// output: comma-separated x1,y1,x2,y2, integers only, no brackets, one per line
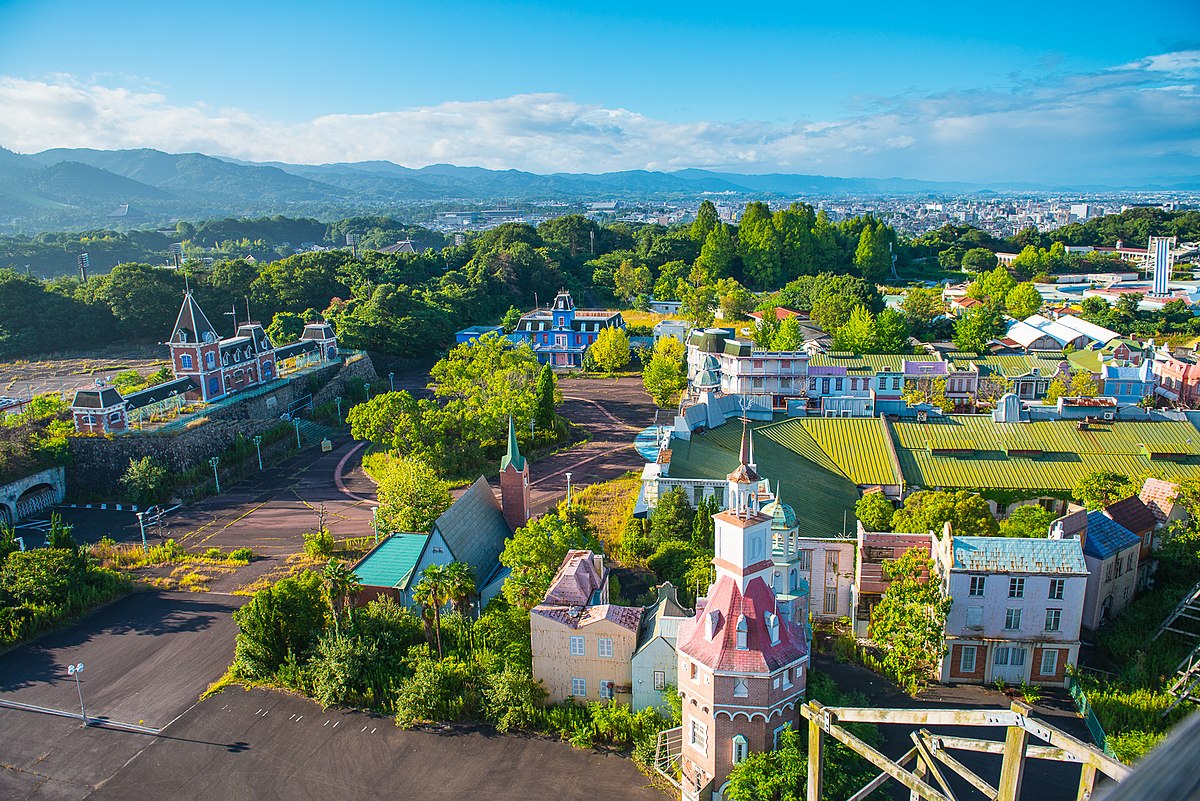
531,550,642,705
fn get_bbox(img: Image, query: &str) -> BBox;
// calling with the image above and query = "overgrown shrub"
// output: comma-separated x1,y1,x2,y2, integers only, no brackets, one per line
232,570,327,679
303,528,334,558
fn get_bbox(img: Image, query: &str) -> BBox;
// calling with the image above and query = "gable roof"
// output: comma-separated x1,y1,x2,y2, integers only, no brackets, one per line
636,582,692,653
123,377,197,410
1103,496,1157,536
1140,478,1181,524
532,602,643,632
1083,511,1142,560
542,549,604,606
171,292,217,343
951,536,1088,575
352,533,430,590
432,476,512,581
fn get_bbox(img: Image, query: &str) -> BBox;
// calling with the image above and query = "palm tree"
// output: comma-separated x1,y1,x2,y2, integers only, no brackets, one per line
444,562,477,618
322,558,362,635
413,563,452,659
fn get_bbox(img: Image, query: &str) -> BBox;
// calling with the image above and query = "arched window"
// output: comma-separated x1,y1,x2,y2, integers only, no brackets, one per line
205,352,216,369
732,735,748,764
735,614,748,650
180,354,193,370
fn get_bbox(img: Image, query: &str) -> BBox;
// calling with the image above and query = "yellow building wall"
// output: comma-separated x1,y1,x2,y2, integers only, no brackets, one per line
531,614,637,705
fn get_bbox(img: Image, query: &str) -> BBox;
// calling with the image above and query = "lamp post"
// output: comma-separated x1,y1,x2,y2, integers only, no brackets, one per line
209,457,220,494
372,506,379,545
293,417,302,448
389,372,395,392
67,662,87,726
565,471,573,506
364,382,371,400
135,510,148,552
335,396,343,424
253,435,263,470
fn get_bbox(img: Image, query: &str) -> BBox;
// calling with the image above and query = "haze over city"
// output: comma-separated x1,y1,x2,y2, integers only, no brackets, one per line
0,0,1197,184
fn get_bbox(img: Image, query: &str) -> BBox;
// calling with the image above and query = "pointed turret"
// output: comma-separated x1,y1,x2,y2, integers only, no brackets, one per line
170,291,218,344
499,415,530,531
726,418,760,485
500,415,526,472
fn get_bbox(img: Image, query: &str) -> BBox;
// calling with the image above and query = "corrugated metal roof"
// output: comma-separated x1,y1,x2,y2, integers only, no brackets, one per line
771,418,899,487
808,352,938,372
353,533,429,589
953,536,1088,575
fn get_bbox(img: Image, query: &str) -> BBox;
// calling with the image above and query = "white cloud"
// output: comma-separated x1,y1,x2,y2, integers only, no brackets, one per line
0,52,1197,184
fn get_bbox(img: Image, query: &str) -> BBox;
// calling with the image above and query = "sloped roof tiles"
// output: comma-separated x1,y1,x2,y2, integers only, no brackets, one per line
952,536,1088,575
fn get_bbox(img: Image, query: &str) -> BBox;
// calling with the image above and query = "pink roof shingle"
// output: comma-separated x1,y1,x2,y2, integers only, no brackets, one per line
676,575,808,673
532,603,643,633
1140,478,1181,525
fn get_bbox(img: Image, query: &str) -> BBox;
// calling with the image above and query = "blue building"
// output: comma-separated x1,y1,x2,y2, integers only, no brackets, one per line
1101,361,1155,405
512,290,624,367
455,324,504,345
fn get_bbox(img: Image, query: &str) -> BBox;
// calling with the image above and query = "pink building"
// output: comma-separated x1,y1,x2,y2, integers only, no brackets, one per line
675,425,809,801
1153,352,1200,406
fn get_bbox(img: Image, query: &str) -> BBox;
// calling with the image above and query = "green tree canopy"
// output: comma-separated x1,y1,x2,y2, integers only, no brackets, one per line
961,247,999,273
1072,471,1138,510
1005,282,1043,319
499,507,602,610
999,505,1056,538
375,457,454,534
891,490,999,536
869,549,951,686
590,326,631,373
855,492,894,532
643,336,688,408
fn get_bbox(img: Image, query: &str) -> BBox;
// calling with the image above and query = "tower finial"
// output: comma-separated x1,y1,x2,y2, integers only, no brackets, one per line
501,415,525,472
739,416,750,466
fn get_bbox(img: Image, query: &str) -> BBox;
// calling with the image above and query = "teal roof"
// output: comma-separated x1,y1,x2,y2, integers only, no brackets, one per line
952,536,1088,575
501,416,526,472
353,533,429,590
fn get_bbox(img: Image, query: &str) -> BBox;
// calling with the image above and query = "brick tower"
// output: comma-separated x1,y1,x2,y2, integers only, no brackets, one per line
499,416,530,531
675,421,810,801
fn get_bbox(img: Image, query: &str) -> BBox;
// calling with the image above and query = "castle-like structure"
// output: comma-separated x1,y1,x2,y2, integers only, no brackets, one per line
675,422,810,801
72,291,339,433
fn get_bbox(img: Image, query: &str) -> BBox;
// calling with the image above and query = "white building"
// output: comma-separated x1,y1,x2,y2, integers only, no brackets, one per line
632,583,691,712
935,528,1088,688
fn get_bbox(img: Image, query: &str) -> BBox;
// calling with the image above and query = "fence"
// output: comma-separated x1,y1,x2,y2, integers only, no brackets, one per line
1069,676,1119,759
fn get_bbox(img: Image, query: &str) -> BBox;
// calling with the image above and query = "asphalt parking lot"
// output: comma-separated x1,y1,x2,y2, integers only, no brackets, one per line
0,591,242,729
15,506,143,548
88,688,666,801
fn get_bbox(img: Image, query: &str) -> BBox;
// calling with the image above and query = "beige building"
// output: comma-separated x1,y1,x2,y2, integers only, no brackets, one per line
531,550,642,705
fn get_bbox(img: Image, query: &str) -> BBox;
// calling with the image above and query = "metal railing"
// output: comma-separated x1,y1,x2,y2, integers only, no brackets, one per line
1068,677,1118,759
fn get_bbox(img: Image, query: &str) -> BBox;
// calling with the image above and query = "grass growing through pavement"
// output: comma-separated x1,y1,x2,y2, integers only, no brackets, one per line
572,472,642,555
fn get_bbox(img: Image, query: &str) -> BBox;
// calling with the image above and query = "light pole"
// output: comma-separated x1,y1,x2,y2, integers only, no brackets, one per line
372,507,379,545
388,372,395,392
209,457,220,494
364,382,371,400
253,435,263,470
135,510,148,552
67,662,87,726
565,471,573,506
335,396,343,424
294,417,302,448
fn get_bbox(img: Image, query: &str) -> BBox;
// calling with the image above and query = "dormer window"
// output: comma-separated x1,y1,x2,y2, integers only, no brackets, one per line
736,614,748,650
765,611,780,645
706,610,722,640
176,329,188,343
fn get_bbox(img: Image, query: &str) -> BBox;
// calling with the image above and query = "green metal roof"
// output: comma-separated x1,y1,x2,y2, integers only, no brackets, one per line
353,533,429,590
808,352,938,372
666,423,861,537
501,416,526,472
766,417,900,487
947,353,1067,378
890,416,1200,492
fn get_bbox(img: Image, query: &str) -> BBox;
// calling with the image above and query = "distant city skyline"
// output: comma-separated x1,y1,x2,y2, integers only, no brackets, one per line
0,0,1197,184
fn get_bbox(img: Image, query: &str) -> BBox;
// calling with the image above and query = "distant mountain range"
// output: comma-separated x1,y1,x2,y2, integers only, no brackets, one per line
1,145,1197,233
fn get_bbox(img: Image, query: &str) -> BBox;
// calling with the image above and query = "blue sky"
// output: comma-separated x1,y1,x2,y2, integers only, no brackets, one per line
0,0,1197,184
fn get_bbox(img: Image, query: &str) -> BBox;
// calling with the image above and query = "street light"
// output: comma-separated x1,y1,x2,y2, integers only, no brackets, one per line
565,472,573,506
135,509,152,552
335,396,343,424
372,507,379,545
209,457,221,494
293,417,302,448
67,662,87,726
364,382,371,400
253,435,263,470
389,372,395,392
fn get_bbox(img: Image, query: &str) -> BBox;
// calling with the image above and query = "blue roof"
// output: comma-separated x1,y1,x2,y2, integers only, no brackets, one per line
1083,511,1142,560
352,533,429,590
952,536,1088,575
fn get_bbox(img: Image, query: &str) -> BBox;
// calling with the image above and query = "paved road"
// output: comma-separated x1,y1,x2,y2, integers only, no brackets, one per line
0,591,242,729
14,507,142,548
